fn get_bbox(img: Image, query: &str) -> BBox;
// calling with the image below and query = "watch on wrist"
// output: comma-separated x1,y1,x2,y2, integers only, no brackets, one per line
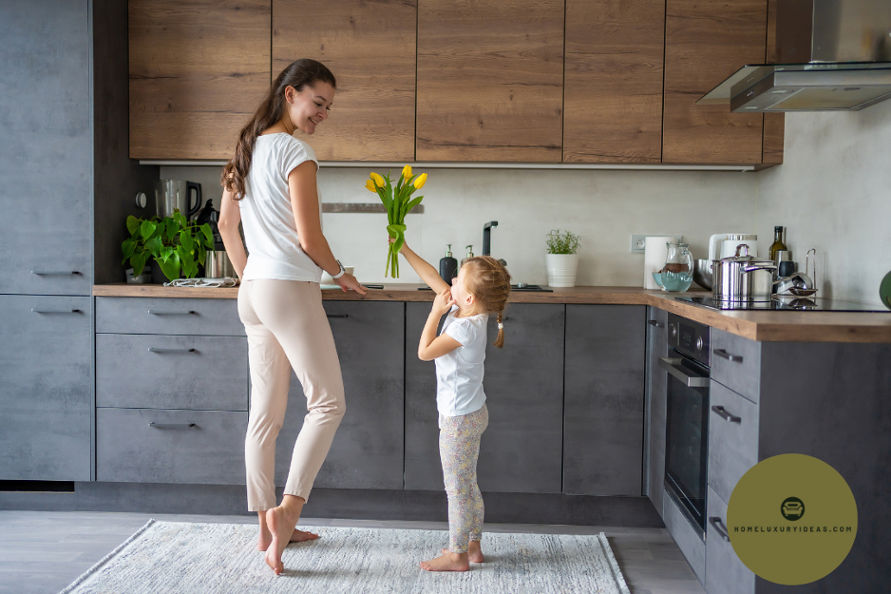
331,260,346,280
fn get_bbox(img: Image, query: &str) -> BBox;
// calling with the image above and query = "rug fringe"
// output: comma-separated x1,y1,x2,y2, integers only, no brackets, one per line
598,533,632,594
59,518,157,593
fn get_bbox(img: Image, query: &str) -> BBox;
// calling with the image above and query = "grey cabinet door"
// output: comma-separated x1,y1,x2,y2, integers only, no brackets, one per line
96,297,244,336
274,301,405,490
563,305,646,496
96,334,248,411
0,0,92,295
644,307,668,514
96,408,248,485
405,302,565,494
0,296,92,480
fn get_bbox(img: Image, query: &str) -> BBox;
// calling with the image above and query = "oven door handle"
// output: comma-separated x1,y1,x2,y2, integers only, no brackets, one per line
659,357,710,388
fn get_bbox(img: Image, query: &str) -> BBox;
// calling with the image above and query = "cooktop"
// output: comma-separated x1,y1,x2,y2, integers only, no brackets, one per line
675,295,889,312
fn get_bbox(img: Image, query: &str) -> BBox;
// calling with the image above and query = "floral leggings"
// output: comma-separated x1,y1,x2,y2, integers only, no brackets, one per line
439,404,489,553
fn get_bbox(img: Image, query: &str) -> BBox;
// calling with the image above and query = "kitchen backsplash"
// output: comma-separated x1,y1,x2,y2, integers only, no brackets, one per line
160,164,759,287
160,99,888,304
757,99,891,307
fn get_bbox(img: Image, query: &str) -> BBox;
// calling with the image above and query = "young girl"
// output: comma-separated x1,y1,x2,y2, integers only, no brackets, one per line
217,58,366,575
397,240,511,572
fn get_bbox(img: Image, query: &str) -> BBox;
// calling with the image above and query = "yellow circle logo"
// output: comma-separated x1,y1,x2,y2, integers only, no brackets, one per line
727,453,857,586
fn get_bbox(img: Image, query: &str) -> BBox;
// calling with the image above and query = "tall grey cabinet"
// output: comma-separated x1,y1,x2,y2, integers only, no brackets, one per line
0,0,93,481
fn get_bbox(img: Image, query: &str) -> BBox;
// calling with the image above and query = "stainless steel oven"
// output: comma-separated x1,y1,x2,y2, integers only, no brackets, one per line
660,314,710,536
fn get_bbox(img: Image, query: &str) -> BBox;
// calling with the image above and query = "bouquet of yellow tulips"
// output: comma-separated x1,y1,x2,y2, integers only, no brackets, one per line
365,165,427,278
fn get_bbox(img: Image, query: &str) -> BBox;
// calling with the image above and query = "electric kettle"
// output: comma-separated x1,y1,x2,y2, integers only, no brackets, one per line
155,179,202,220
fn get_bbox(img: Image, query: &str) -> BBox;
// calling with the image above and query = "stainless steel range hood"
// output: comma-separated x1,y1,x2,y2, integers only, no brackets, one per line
699,0,891,112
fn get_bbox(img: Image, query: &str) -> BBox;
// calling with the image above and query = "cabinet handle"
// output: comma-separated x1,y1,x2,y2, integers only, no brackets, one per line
30,270,82,276
326,313,350,319
648,320,664,328
148,422,199,430
711,405,742,424
148,347,198,354
31,308,83,314
709,516,730,541
713,348,743,363
148,309,198,316
658,357,709,388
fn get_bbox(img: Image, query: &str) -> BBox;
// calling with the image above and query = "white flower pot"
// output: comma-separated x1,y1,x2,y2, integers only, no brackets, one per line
546,253,579,288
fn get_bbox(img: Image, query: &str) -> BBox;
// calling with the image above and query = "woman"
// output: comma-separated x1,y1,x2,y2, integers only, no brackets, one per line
217,58,366,575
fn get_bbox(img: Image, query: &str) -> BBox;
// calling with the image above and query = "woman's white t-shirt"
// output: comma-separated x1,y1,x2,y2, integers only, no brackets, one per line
239,133,323,282
435,306,489,417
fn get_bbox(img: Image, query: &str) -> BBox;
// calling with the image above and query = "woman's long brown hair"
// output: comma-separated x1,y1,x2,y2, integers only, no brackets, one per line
463,256,512,347
221,58,336,199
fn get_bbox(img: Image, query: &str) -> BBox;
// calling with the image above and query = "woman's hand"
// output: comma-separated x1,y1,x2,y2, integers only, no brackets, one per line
335,272,367,296
431,288,455,316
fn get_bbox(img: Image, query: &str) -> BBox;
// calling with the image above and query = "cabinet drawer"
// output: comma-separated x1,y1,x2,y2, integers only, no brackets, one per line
662,493,705,584
711,328,761,403
96,297,244,336
706,486,755,594
97,408,248,485
708,381,759,504
97,334,248,410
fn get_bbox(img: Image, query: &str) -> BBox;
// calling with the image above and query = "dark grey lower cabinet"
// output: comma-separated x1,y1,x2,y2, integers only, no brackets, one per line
404,302,565,493
96,408,248,485
0,296,92,481
275,301,405,490
563,305,646,496
644,306,668,513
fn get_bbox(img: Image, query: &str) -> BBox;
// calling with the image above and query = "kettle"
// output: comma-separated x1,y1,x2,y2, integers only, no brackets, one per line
155,179,202,220
195,197,224,249
708,233,759,261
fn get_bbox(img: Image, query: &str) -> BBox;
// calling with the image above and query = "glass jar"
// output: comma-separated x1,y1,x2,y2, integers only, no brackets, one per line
661,242,693,292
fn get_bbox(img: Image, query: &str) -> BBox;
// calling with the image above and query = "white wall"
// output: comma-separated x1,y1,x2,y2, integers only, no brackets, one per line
162,164,759,287
756,100,891,306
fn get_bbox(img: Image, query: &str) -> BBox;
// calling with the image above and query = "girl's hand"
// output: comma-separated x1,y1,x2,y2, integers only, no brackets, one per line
431,288,455,316
388,235,407,253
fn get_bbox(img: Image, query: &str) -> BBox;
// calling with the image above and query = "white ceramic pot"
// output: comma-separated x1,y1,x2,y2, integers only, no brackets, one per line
546,253,579,288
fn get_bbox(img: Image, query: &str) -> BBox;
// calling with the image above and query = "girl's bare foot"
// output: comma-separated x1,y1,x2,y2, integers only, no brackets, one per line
264,499,302,575
420,551,470,572
258,527,319,551
440,540,484,563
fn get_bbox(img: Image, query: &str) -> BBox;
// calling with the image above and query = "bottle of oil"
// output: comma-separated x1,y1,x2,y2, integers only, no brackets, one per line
768,226,787,261
439,244,458,284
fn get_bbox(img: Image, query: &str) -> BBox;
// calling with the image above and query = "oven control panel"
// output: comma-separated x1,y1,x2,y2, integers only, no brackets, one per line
668,314,710,367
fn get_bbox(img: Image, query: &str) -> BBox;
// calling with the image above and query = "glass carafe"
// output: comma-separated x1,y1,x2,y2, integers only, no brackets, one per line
661,242,693,292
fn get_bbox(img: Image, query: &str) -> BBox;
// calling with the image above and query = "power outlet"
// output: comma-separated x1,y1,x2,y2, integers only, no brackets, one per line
630,234,647,253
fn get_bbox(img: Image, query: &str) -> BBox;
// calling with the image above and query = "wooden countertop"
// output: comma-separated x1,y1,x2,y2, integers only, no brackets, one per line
93,284,891,343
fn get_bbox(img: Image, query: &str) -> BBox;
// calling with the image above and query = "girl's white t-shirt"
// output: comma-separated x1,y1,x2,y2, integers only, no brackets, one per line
435,306,489,417
239,133,323,282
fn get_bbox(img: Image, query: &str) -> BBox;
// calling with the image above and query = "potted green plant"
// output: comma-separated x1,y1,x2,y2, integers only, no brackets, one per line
545,229,581,287
121,212,214,282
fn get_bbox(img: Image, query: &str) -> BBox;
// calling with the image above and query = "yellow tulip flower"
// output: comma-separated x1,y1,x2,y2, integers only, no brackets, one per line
413,173,428,190
370,172,385,188
401,165,413,180
365,179,377,192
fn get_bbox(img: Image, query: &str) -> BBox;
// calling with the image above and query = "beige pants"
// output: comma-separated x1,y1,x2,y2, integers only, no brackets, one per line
238,279,346,510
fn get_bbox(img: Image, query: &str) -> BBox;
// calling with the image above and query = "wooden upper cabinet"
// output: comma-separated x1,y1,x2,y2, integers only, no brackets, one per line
564,0,665,164
416,0,564,162
761,0,784,167
272,0,417,162
662,0,766,164
129,0,271,160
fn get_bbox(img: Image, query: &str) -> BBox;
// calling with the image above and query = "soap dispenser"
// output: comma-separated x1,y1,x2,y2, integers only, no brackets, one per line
439,244,458,284
461,244,474,265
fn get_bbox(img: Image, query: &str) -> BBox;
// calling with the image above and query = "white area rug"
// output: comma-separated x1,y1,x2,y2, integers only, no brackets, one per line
62,520,631,593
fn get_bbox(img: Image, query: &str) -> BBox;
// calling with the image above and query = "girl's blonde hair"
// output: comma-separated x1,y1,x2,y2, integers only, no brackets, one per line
462,256,511,347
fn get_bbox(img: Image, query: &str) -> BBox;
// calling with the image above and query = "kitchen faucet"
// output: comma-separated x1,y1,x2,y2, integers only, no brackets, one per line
483,220,498,256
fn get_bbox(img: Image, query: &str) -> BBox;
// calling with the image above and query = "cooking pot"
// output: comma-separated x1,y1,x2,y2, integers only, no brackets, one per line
204,250,236,279
713,244,777,301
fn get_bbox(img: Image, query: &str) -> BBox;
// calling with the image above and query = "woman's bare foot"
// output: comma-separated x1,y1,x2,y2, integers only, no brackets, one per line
258,527,319,551
420,551,470,572
264,496,303,575
440,540,484,563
